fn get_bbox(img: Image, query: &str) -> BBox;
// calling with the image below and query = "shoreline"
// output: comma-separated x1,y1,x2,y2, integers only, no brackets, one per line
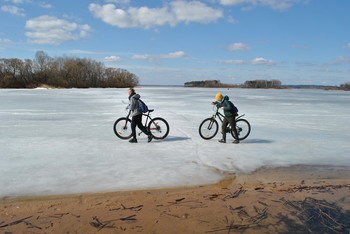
1,165,350,233
1,164,348,201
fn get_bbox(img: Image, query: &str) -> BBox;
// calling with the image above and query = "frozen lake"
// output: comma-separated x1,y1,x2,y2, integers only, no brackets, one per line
1,87,349,198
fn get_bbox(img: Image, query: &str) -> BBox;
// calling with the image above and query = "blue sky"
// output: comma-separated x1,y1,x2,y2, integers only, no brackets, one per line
0,0,349,86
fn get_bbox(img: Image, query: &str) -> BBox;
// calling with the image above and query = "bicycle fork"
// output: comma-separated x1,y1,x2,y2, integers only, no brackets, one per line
208,117,216,130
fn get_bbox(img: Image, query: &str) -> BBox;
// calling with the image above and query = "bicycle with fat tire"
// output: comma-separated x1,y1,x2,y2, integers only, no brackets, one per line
114,108,169,140
199,106,251,141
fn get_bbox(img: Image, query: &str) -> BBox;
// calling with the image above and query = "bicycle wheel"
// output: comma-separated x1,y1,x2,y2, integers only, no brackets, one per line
231,119,251,140
199,118,218,140
148,117,169,140
113,117,132,139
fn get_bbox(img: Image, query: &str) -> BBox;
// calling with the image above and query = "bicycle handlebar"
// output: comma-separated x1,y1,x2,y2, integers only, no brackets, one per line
211,103,245,119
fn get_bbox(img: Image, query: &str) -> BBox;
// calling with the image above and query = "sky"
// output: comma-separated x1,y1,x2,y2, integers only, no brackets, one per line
0,0,349,86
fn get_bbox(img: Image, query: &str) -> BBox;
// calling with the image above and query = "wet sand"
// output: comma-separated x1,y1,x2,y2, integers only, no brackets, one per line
1,165,349,233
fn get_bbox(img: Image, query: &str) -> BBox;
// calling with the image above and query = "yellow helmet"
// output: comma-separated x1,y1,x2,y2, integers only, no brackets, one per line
215,93,223,101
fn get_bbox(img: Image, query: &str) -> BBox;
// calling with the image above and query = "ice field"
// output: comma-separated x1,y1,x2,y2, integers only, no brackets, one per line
0,87,349,198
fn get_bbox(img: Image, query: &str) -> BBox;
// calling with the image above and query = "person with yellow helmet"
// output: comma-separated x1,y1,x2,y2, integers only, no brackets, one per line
215,93,223,102
212,92,239,144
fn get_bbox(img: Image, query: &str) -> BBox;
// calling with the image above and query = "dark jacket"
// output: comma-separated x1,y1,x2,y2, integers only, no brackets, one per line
215,95,235,118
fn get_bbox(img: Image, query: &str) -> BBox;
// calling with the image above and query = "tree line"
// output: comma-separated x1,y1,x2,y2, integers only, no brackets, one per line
340,83,350,90
0,51,139,88
185,79,350,90
184,80,222,87
243,80,281,88
185,79,282,88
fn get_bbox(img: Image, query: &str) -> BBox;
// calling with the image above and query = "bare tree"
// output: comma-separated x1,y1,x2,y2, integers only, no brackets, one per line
0,51,139,88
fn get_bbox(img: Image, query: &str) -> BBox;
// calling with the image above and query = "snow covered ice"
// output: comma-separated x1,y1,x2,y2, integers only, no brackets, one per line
1,87,349,198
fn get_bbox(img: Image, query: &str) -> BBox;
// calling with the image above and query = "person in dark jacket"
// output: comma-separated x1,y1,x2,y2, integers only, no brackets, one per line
212,92,239,144
128,88,153,143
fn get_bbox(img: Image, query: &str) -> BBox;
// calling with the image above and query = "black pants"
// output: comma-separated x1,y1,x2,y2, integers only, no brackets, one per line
222,116,239,141
131,114,149,139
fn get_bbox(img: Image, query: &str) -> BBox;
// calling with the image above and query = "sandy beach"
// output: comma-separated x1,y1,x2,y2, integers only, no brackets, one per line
1,165,349,233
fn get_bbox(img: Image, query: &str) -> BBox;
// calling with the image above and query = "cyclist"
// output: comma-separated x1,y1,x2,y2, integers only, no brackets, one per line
212,92,239,144
128,88,153,143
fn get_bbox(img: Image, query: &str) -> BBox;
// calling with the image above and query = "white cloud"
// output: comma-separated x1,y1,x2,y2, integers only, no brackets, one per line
347,43,350,50
104,55,122,62
296,61,317,67
0,38,11,50
89,1,223,29
227,15,238,23
160,51,186,59
227,42,251,51
1,5,25,16
335,56,350,64
220,0,249,6
219,0,306,10
220,57,275,65
251,57,275,65
132,54,151,60
170,1,223,24
39,2,53,9
132,51,187,62
104,0,130,3
5,0,28,3
219,59,245,64
0,38,11,43
25,15,92,45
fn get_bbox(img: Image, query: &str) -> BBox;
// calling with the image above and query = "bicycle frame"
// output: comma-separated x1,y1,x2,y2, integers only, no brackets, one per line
211,106,245,123
142,112,152,128
123,110,154,136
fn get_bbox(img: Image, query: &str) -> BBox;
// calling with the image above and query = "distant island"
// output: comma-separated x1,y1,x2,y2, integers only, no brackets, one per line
184,80,350,91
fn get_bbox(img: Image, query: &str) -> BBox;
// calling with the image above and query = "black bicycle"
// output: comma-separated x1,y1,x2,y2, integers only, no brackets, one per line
199,106,251,140
114,108,169,140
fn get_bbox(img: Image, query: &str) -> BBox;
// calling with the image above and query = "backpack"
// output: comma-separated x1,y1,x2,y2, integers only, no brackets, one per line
138,99,148,113
228,100,238,114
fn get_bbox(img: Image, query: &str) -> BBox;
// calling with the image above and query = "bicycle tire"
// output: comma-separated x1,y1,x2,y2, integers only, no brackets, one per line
199,118,218,140
113,117,132,139
148,117,169,140
231,119,251,140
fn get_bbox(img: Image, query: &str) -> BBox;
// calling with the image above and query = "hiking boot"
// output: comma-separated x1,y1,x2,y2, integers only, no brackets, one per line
148,134,153,143
129,138,138,143
218,139,226,143
232,139,240,144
